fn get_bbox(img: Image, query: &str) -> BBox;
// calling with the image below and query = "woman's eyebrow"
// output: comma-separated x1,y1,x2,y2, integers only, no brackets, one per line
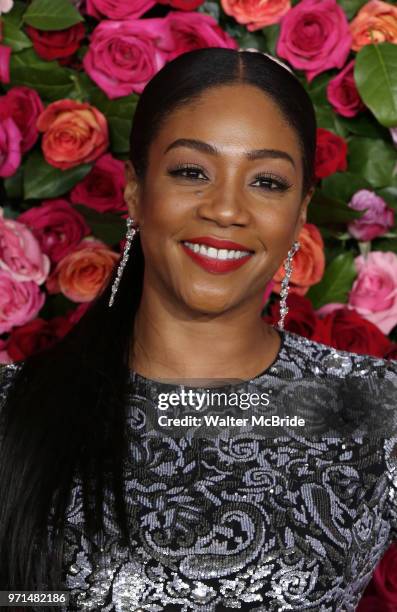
163,138,296,168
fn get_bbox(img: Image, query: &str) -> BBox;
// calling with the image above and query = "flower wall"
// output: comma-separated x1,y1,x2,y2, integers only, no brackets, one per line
0,0,396,605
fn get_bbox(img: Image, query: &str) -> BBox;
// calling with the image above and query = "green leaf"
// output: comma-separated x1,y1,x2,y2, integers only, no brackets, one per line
307,190,362,226
197,1,220,21
24,150,92,199
305,252,357,309
304,72,330,106
337,112,390,139
373,237,397,252
69,73,138,152
22,0,84,30
3,165,24,199
378,185,397,210
2,0,26,27
321,171,372,203
2,204,23,220
90,93,138,154
261,24,280,56
8,48,74,100
2,19,33,51
314,104,349,137
355,42,397,127
337,0,367,20
347,136,397,189
73,205,126,245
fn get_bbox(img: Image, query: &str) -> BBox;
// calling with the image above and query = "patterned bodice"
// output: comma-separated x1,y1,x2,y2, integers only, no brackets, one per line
1,329,397,611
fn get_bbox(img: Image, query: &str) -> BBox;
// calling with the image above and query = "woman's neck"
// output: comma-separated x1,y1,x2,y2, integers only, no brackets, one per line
129,289,281,381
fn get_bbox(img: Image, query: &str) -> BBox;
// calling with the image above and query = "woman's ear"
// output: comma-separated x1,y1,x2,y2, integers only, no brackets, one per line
124,160,141,222
295,185,315,240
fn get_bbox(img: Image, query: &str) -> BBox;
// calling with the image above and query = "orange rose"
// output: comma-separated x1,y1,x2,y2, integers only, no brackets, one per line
220,0,290,32
272,223,325,296
36,99,109,170
349,0,397,52
45,238,119,302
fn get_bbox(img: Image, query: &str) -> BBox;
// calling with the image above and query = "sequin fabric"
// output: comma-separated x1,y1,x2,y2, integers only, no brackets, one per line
1,329,397,612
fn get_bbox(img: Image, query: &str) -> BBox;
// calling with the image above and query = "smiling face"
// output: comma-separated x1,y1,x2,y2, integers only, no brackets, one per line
125,83,314,315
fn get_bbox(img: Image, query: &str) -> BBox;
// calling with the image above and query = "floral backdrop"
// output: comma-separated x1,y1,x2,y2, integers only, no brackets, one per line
0,0,396,606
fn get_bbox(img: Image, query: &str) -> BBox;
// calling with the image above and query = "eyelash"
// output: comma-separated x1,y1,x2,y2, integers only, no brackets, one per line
167,163,292,192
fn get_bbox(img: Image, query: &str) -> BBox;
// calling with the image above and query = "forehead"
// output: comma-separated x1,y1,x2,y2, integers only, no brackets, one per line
152,83,301,159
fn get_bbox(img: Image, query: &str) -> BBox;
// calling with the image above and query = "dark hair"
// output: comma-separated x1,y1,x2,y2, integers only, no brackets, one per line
0,48,316,606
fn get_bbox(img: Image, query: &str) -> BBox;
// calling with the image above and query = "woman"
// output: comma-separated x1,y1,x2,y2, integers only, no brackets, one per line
0,47,396,612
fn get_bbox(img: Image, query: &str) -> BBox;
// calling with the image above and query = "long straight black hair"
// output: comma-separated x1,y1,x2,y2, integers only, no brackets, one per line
0,47,317,604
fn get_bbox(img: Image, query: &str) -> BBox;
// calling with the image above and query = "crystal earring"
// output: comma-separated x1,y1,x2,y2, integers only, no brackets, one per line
108,216,138,307
277,240,300,330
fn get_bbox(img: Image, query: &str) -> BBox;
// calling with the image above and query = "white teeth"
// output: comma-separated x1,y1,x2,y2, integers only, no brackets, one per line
183,241,251,260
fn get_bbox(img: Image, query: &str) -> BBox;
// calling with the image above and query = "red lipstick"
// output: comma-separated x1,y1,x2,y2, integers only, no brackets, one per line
180,236,254,274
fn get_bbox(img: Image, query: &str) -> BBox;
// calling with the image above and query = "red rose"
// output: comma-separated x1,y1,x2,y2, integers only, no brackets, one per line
25,23,85,62
313,307,394,356
356,593,395,611
70,153,127,213
326,59,366,118
0,86,44,154
7,316,74,361
372,542,397,607
18,199,91,264
314,128,348,179
263,293,319,338
157,0,204,10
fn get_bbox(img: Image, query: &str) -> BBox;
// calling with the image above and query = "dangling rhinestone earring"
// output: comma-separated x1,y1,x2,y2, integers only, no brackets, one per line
277,240,300,330
108,216,138,307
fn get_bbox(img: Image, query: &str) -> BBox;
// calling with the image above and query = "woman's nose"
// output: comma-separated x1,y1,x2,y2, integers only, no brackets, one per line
196,183,251,227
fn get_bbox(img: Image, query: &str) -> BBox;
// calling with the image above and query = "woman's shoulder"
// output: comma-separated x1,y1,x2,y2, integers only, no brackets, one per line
282,329,397,381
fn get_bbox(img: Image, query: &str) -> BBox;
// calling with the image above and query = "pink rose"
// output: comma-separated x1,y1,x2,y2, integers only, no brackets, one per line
276,0,352,82
348,251,397,335
326,60,366,118
0,270,45,334
85,0,155,19
0,115,22,177
17,199,91,264
0,86,44,153
70,153,127,213
165,11,238,61
0,0,13,15
0,210,50,284
347,189,394,241
83,19,174,98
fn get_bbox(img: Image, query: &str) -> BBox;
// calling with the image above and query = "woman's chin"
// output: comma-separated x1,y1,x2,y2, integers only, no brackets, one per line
179,290,237,316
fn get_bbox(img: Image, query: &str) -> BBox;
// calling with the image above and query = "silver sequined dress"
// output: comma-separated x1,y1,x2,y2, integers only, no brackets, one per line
1,329,397,611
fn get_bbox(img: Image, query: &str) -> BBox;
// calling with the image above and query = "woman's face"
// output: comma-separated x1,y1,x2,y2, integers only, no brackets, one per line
125,83,314,315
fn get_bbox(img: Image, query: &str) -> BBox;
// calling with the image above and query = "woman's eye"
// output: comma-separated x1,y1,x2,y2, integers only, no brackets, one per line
168,166,207,181
251,175,291,192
